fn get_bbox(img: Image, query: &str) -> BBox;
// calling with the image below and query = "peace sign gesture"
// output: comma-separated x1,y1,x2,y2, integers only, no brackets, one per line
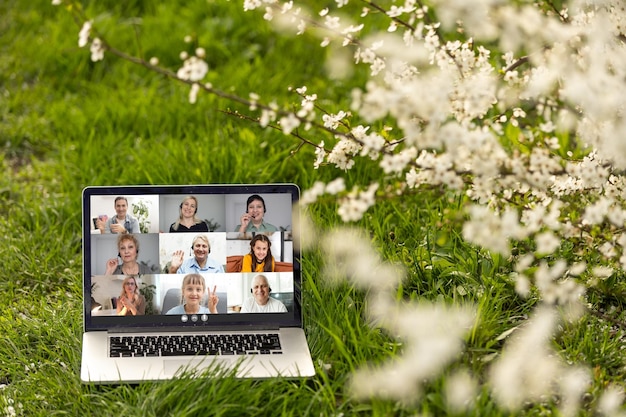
207,285,219,314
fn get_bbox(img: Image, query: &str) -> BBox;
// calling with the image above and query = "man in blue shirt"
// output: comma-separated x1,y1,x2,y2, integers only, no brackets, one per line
168,234,224,274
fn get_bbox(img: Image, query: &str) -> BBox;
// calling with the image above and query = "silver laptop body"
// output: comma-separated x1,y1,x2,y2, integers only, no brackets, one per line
80,184,315,383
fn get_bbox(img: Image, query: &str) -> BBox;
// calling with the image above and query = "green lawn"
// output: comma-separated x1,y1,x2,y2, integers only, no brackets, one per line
1,0,625,415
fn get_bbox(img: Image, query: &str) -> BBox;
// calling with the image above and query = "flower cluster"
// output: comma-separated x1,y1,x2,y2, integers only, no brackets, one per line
237,1,626,411
176,45,209,103
349,301,476,404
176,55,208,82
77,21,104,62
337,183,378,222
301,178,345,205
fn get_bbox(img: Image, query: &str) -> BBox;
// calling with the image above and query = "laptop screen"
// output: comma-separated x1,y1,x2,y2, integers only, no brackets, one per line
82,184,302,330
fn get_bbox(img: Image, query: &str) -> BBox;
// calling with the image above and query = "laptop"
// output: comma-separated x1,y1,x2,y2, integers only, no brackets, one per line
80,184,315,383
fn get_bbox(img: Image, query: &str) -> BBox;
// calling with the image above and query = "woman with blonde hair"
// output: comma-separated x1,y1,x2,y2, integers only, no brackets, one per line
169,196,208,232
116,275,146,316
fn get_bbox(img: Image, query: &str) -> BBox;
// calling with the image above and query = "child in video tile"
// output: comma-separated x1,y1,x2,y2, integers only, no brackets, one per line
241,234,275,272
166,273,219,315
117,276,146,316
240,274,287,313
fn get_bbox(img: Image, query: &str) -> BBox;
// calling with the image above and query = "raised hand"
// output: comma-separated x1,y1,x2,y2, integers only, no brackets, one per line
105,258,119,275
168,250,185,273
239,213,251,233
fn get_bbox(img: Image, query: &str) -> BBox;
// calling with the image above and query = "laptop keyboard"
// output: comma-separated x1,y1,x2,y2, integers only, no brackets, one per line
109,333,282,357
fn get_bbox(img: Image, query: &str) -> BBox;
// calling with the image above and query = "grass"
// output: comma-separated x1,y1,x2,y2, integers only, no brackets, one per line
2,0,626,415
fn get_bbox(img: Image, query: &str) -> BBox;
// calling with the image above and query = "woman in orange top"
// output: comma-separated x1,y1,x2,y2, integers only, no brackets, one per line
241,234,275,272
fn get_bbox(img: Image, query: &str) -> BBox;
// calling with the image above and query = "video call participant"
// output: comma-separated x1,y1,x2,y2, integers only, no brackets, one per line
241,234,275,273
168,234,224,274
240,274,287,313
235,194,278,233
116,275,146,316
169,196,209,233
166,273,219,315
105,234,152,276
96,196,141,234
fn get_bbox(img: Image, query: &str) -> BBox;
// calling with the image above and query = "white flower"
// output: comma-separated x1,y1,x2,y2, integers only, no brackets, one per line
321,227,385,287
406,168,423,188
327,138,359,170
599,242,616,258
568,262,586,276
188,83,200,104
248,92,260,111
259,108,276,128
324,15,340,30
597,385,625,416
322,111,347,129
462,206,525,256
313,141,326,169
337,183,378,222
176,56,208,82
445,370,478,413
301,181,325,206
559,367,591,417
279,113,301,134
359,132,386,159
90,38,104,62
514,274,531,297
535,231,560,255
337,195,367,222
379,147,417,174
325,177,345,194
489,306,563,410
349,302,475,402
149,57,159,66
592,266,613,279
297,94,317,118
243,0,263,11
386,5,405,18
78,21,92,48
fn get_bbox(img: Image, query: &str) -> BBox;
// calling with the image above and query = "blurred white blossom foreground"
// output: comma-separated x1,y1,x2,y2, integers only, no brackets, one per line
299,220,623,415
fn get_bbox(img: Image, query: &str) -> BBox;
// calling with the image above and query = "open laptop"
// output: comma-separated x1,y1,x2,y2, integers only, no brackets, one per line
80,184,315,383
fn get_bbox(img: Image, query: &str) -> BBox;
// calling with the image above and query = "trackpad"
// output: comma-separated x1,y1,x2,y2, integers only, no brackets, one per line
163,357,235,376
